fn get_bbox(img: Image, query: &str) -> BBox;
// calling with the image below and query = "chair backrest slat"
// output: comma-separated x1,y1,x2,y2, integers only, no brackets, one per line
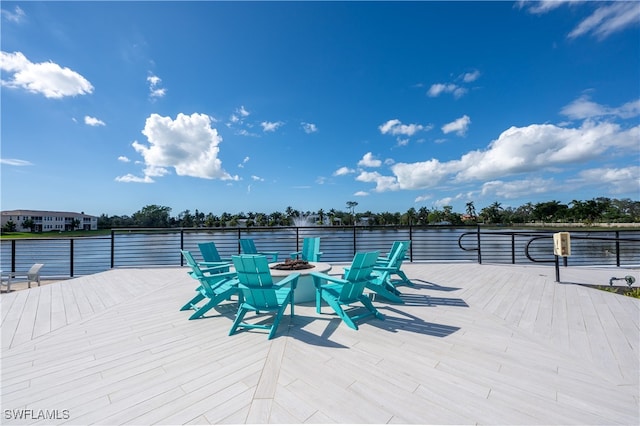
232,254,281,309
198,242,222,262
301,237,321,262
340,251,379,302
232,255,274,288
239,239,258,255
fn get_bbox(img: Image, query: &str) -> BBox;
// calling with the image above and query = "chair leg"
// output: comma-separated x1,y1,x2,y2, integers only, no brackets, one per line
325,297,358,330
229,306,248,336
180,293,205,311
269,294,292,340
360,296,385,321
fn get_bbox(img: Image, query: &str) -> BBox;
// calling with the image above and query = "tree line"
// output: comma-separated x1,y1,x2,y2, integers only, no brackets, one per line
96,197,640,229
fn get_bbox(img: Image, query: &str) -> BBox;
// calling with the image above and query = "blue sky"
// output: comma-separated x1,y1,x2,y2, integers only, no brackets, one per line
1,1,639,217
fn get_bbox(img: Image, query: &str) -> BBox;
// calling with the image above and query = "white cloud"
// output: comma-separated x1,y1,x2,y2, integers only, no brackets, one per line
333,166,355,176
575,166,640,194
238,156,250,168
568,2,640,40
1,5,26,23
0,51,93,98
461,70,481,83
84,116,105,126
238,106,250,117
378,119,426,137
414,194,431,203
251,175,264,181
117,156,130,163
366,119,638,192
261,121,283,132
480,178,554,199
442,115,471,136
561,95,640,120
115,174,154,183
147,74,166,99
357,152,382,168
0,158,33,166
520,1,640,40
301,122,318,133
355,171,400,192
518,0,570,15
354,191,369,197
119,112,238,183
427,83,467,99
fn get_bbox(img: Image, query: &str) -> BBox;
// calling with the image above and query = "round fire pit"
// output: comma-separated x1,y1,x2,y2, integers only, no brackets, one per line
270,259,315,270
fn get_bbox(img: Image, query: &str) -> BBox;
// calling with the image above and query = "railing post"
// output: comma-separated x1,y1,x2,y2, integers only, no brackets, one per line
70,239,74,277
511,234,516,264
352,226,357,257
555,255,561,282
476,224,482,264
110,230,115,269
408,222,413,262
615,230,621,267
11,240,16,272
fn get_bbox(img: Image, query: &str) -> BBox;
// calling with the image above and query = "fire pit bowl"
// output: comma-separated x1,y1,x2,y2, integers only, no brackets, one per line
270,259,315,270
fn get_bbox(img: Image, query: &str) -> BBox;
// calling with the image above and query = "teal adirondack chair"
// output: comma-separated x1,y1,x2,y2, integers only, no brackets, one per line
371,241,413,293
311,251,385,330
229,255,300,339
180,250,238,320
290,237,323,262
376,241,405,265
239,239,279,262
198,241,232,270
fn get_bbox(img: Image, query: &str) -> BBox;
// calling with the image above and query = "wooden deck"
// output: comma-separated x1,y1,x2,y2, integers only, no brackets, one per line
1,263,638,425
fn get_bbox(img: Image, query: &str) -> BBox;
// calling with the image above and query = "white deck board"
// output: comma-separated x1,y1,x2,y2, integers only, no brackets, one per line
1,263,638,425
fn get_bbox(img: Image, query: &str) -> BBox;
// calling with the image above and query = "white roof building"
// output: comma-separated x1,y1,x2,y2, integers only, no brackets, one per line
1,210,98,232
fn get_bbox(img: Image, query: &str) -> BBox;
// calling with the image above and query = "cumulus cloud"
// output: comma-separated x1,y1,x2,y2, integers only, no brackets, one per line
118,156,130,163
1,5,26,23
0,51,93,98
118,112,238,183
261,121,283,132
427,83,467,99
355,171,400,192
251,175,264,181
361,118,638,193
574,166,640,194
480,178,554,199
301,122,318,133
147,74,166,99
357,152,382,168
378,119,427,137
333,166,355,176
354,191,369,197
84,116,105,126
442,115,471,136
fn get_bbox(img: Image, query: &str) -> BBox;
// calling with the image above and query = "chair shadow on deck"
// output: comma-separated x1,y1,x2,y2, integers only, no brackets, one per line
372,306,461,337
410,278,461,292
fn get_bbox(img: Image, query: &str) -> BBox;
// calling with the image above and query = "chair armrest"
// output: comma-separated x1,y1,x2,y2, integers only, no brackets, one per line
199,263,233,275
259,251,279,262
289,251,302,259
274,272,300,290
310,271,347,287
